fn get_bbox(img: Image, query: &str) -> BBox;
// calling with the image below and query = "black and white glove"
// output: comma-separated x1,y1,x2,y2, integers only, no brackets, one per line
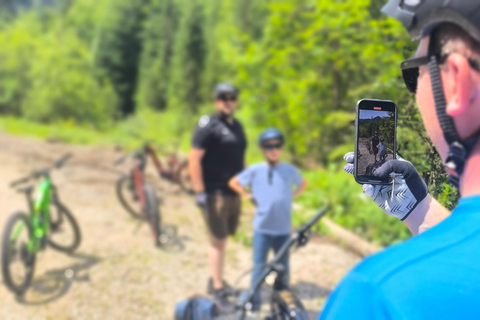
344,152,428,221
195,192,208,210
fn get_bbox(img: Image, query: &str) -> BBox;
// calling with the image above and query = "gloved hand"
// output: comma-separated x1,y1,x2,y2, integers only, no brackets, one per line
195,192,208,210
344,152,428,221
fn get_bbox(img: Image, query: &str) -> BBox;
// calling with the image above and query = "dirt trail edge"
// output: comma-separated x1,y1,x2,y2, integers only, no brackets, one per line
0,133,360,320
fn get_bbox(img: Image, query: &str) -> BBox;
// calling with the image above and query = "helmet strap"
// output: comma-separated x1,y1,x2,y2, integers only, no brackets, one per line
427,31,480,189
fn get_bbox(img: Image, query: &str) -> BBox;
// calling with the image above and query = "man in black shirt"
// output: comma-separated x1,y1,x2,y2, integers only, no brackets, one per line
189,82,247,310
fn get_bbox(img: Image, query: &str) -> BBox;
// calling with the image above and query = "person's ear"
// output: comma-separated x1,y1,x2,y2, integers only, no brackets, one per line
445,53,475,117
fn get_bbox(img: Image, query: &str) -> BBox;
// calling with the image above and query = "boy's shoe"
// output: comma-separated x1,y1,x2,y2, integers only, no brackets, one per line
207,278,236,296
213,288,235,313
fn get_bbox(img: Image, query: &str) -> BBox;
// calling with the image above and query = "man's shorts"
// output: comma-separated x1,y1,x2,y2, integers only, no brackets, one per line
202,194,241,240
373,146,379,155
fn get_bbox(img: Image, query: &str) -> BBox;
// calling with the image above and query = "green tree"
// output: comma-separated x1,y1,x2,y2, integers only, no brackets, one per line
168,0,207,114
231,0,407,165
137,0,179,111
96,0,149,115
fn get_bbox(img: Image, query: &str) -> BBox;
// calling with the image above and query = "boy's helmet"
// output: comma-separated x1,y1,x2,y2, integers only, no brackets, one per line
259,128,284,146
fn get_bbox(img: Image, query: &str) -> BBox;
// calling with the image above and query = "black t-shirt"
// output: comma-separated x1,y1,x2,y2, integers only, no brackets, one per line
372,136,379,149
191,113,247,195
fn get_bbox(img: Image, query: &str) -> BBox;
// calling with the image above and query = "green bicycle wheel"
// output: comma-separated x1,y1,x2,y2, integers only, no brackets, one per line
47,201,81,253
1,212,36,295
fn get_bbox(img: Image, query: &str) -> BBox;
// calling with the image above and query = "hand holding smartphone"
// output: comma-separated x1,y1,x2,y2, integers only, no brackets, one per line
354,99,397,185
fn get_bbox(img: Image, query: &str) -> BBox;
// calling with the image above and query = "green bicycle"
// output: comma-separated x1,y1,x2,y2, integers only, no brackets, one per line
1,154,81,295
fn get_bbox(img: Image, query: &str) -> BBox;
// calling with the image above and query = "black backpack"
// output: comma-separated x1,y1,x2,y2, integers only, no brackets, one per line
174,296,219,320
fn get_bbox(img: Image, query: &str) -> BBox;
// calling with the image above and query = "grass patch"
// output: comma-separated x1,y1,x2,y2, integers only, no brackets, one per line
0,109,193,153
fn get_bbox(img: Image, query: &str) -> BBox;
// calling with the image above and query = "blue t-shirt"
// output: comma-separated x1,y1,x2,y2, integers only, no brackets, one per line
320,195,480,320
236,162,302,235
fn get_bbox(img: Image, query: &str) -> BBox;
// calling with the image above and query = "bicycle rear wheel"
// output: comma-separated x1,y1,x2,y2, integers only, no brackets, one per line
47,202,81,253
1,212,36,295
143,184,161,246
116,175,144,220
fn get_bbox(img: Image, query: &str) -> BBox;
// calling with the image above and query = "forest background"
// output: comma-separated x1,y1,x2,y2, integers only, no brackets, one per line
0,0,459,245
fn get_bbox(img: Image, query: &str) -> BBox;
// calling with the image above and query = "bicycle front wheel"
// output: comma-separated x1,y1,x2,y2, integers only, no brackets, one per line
1,212,36,295
47,202,81,253
143,184,161,246
116,175,144,220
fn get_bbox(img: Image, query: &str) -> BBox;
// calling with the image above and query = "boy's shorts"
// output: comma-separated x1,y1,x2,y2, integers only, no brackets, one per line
202,194,241,240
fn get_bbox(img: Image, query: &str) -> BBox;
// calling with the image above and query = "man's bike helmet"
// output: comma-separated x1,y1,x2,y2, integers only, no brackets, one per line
213,82,238,99
382,0,480,188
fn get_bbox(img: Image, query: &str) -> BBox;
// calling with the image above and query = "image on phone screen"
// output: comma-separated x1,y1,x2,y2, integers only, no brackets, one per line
356,102,396,183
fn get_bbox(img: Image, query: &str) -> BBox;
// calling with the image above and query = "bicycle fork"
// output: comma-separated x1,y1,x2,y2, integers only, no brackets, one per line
132,170,158,242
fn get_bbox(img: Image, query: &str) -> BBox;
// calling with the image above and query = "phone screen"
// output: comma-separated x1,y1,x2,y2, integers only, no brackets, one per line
355,100,397,184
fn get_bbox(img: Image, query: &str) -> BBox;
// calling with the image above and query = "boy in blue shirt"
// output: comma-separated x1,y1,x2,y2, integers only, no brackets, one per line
229,128,307,310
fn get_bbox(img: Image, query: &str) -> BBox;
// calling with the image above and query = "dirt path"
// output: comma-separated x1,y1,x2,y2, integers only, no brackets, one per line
0,133,360,319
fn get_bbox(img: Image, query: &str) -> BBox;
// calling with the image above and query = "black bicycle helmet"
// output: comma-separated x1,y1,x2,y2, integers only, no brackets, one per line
382,0,480,43
259,128,284,146
213,82,238,99
382,0,480,189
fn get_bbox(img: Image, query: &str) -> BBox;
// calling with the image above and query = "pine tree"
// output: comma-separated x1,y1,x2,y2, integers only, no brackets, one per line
168,0,206,114
137,0,179,111
96,0,149,116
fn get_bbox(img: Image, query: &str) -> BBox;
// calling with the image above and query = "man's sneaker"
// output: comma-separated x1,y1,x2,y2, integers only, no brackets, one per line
207,278,236,296
213,288,235,314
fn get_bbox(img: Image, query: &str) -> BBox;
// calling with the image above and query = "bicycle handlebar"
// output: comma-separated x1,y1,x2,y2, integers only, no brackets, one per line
296,206,328,235
113,150,144,166
10,176,32,188
10,154,73,187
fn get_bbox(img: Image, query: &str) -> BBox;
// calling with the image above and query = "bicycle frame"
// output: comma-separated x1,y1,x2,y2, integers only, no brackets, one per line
131,156,147,212
144,144,184,182
11,177,53,253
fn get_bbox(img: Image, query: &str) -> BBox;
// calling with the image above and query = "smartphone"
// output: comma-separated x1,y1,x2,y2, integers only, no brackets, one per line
354,99,397,185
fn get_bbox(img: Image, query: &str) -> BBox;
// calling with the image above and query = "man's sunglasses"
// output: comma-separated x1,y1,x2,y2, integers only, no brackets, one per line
263,143,283,151
401,54,480,94
219,95,237,102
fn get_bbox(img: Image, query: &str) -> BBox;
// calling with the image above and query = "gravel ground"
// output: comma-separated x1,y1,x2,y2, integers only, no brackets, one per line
0,133,360,319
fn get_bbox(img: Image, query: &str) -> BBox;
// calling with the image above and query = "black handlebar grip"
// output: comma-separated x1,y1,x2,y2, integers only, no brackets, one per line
114,154,128,166
55,153,73,169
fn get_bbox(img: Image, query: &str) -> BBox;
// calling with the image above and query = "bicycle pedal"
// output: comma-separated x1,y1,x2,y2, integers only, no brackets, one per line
158,234,170,245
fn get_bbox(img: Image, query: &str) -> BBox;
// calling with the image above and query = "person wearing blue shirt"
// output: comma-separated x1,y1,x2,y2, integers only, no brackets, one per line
229,128,307,310
323,1,480,319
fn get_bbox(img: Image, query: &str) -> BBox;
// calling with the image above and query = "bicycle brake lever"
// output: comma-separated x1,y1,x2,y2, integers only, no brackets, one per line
114,154,128,166
297,231,311,247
